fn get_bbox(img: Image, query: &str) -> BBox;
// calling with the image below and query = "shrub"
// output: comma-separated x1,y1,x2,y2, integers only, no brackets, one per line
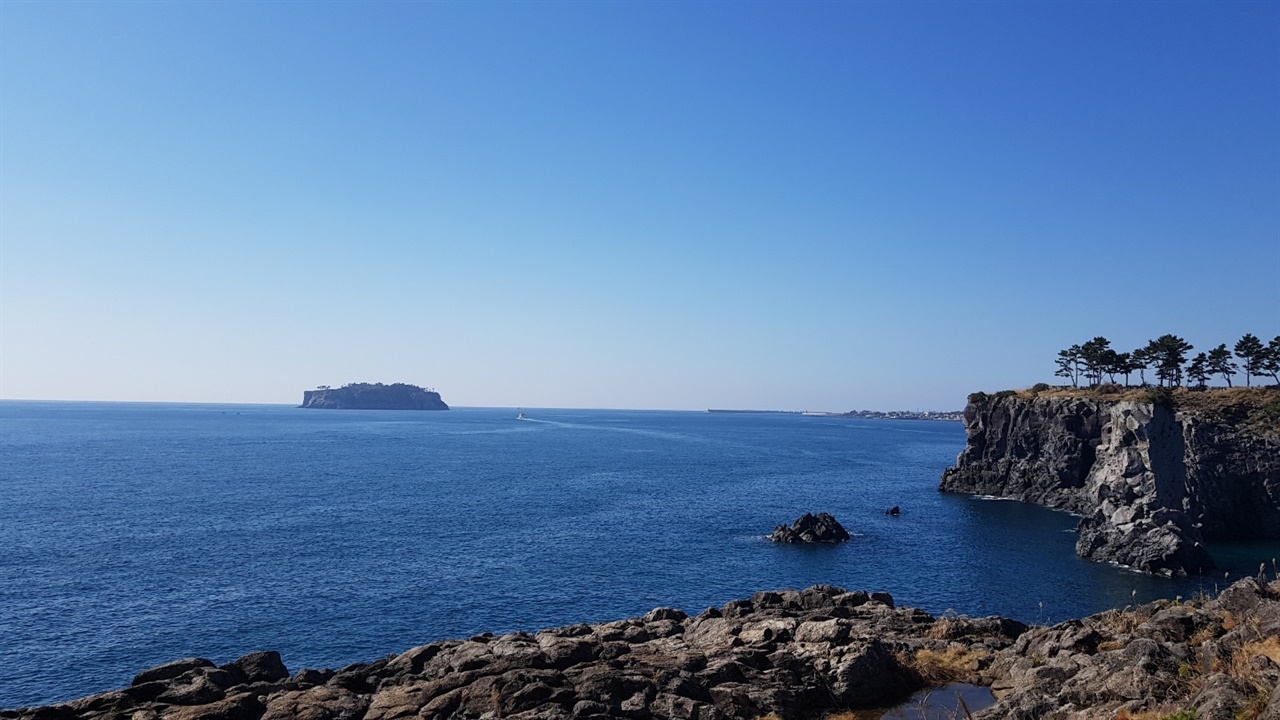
1031,382,1051,393
994,389,1018,399
1144,386,1175,408
968,391,989,405
1096,383,1124,395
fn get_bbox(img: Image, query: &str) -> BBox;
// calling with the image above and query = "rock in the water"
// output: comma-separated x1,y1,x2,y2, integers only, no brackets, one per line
768,512,851,543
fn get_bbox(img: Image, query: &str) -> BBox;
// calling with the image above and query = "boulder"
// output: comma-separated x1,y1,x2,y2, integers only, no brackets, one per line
221,650,288,685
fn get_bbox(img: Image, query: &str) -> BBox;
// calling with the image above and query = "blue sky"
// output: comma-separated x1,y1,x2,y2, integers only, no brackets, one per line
2,1,1277,410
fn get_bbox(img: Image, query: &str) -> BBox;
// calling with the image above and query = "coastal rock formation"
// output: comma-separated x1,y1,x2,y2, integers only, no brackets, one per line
300,383,448,411
976,577,1280,719
0,587,1024,720
940,391,1280,576
9,579,1280,720
768,512,851,543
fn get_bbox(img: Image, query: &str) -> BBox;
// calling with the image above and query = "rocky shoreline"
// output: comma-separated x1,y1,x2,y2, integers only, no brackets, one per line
8,579,1280,720
940,391,1280,576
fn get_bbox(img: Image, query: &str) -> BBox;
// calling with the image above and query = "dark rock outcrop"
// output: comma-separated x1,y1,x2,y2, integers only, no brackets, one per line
8,580,1280,720
2,587,1022,720
300,383,448,411
940,393,1280,576
977,577,1280,719
768,512,851,543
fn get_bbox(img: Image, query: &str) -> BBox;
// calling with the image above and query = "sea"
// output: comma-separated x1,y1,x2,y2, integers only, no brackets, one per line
2,401,1276,709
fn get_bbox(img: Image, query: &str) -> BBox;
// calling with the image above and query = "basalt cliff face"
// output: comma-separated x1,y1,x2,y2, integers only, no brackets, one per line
300,383,448,411
939,393,1280,576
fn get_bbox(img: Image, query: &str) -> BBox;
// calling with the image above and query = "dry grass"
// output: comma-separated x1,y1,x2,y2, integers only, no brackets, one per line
1096,607,1149,636
1009,386,1280,434
1114,708,1196,720
1230,635,1280,675
908,646,988,685
1188,625,1219,645
927,618,958,640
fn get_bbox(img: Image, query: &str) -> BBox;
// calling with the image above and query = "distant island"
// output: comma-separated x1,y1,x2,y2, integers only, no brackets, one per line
300,383,449,410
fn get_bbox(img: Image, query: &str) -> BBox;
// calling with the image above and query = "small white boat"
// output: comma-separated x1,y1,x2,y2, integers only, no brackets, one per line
517,412,527,420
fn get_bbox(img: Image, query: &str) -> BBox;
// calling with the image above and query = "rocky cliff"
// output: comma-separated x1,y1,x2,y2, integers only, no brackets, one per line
940,391,1280,576
300,383,449,411
9,579,1280,720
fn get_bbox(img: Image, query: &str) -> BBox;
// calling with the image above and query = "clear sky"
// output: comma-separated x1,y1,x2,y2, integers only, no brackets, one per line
1,1,1277,411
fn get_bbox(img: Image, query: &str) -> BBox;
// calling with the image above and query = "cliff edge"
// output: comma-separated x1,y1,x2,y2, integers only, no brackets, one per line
940,389,1280,576
300,383,449,410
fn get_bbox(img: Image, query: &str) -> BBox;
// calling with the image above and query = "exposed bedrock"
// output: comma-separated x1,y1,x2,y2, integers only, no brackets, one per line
940,394,1280,576
0,587,1025,720
10,580,1280,720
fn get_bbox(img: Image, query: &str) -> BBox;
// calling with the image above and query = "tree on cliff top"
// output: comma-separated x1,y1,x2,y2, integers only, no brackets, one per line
1235,334,1266,387
1186,353,1210,390
1079,337,1114,386
1265,337,1280,385
1113,352,1139,386
1055,346,1082,387
1131,345,1154,386
1207,344,1237,388
1150,334,1193,387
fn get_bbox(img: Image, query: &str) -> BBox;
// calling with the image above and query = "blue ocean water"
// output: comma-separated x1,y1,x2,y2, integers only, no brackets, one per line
1,401,1272,709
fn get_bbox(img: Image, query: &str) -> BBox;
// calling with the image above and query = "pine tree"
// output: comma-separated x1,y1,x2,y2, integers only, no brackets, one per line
1113,352,1138,386
1131,345,1154,386
1262,337,1280,385
1055,345,1083,388
1234,334,1266,387
1152,334,1192,387
1207,344,1237,388
1186,353,1210,389
1080,337,1112,386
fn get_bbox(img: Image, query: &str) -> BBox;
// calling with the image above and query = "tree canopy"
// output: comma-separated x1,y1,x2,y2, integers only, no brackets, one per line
1052,334,1278,389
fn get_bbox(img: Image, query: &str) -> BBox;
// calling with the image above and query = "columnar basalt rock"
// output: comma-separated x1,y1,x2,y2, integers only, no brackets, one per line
940,393,1280,576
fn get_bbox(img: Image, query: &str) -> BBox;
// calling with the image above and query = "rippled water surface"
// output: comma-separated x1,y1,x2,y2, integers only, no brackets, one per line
1,402,1269,708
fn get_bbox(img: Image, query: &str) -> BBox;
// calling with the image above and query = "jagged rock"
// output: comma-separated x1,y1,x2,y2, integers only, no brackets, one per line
941,393,1280,575
767,512,850,543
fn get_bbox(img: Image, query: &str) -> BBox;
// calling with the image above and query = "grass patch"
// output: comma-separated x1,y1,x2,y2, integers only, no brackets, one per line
908,646,988,685
998,386,1280,434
